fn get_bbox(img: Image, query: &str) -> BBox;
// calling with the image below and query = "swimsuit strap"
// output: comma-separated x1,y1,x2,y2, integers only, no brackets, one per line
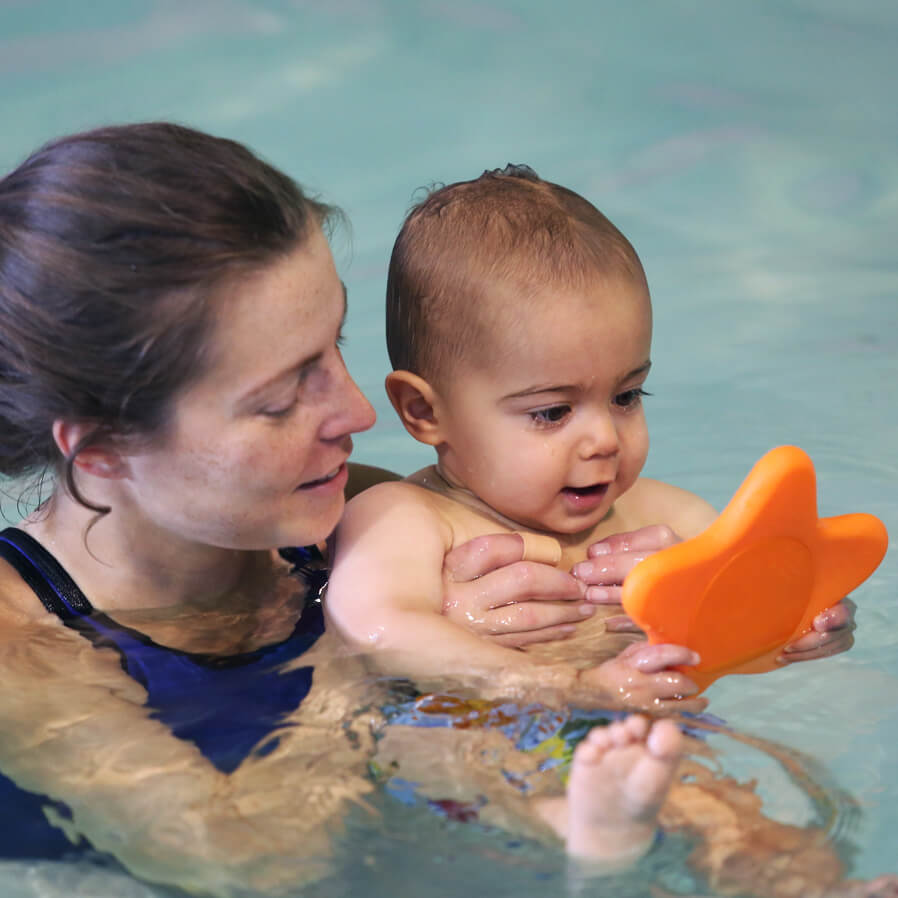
0,527,93,619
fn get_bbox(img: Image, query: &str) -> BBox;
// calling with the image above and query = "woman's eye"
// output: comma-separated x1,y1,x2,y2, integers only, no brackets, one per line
260,399,297,419
529,405,571,426
613,388,651,409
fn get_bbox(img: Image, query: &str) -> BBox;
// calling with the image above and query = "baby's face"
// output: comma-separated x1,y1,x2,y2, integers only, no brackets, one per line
435,275,651,536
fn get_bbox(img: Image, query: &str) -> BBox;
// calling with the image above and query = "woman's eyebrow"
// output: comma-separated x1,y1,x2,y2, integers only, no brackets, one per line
237,282,348,407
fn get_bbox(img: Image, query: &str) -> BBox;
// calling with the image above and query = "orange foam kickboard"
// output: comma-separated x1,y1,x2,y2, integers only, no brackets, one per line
621,446,889,692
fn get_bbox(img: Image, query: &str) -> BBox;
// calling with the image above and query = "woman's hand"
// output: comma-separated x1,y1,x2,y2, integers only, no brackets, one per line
441,533,594,647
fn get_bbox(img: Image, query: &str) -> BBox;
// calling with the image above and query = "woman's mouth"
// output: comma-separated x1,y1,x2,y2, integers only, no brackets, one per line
298,463,346,491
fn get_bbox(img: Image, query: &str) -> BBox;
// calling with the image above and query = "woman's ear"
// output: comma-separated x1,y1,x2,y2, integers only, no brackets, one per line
51,419,128,479
385,371,447,446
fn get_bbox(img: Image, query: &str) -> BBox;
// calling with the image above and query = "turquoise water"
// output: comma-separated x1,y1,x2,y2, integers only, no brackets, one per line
1,1,896,894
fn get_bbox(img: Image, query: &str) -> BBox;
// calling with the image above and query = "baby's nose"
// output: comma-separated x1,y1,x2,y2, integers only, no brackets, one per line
580,416,619,458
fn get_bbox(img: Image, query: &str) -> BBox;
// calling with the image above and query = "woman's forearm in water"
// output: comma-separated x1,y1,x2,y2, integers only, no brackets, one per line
0,622,373,895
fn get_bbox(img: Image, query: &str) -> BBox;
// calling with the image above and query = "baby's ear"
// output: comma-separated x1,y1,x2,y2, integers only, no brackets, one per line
385,371,446,446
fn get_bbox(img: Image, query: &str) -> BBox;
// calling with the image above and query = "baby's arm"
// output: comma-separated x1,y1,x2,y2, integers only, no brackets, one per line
325,483,706,712
326,482,538,676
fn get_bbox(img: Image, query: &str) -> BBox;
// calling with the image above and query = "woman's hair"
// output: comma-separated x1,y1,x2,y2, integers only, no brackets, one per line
0,122,335,513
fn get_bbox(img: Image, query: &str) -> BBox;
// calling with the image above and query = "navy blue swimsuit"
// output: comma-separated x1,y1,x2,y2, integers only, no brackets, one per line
0,527,328,858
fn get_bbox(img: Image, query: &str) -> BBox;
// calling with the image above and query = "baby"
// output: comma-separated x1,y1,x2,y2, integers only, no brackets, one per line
326,165,893,890
324,164,723,868
327,164,715,707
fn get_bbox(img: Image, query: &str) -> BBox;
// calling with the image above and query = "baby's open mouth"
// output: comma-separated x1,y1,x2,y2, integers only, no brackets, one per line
562,483,609,498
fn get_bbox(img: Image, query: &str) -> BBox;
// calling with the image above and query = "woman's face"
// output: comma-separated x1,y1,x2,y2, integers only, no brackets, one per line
121,226,376,551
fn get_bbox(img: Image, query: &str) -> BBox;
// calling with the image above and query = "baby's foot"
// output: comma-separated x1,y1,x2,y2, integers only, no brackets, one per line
565,715,683,867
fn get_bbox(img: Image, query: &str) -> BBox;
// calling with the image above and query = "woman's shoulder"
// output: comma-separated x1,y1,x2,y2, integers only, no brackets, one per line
0,552,146,709
0,554,51,628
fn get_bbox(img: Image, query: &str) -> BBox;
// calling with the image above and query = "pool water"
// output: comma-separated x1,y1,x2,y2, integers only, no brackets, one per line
1,1,896,895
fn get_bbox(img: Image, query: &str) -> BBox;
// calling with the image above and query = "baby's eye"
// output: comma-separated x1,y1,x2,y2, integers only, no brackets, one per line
528,404,571,426
613,388,651,410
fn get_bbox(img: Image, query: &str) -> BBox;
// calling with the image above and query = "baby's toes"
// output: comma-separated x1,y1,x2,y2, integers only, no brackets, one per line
621,714,650,742
574,726,613,765
646,718,684,761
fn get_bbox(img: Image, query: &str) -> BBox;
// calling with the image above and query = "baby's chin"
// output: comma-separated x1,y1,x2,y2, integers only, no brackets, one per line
508,506,613,540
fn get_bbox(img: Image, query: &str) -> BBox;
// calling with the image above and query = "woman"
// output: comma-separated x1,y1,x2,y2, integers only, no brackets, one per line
0,123,863,896
0,122,680,895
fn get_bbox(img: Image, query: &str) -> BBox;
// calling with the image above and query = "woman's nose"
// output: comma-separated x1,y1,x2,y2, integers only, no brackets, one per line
321,356,376,441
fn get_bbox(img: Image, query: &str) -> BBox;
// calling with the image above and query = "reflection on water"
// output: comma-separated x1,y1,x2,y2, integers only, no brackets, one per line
0,616,877,898
0,861,165,898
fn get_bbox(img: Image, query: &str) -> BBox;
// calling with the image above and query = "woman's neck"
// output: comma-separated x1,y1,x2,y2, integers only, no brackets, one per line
22,490,263,614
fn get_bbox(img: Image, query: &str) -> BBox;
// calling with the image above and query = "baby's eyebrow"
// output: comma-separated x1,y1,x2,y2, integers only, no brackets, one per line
502,360,652,401
502,383,575,400
624,360,652,380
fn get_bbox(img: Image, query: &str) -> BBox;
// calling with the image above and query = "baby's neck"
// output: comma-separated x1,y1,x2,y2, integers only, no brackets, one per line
412,464,614,565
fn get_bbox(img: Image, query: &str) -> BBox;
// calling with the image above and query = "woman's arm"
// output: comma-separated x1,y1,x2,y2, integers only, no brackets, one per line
0,614,373,896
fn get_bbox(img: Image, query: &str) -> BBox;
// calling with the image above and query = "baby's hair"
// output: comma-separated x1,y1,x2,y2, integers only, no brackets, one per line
386,165,645,384
0,122,335,515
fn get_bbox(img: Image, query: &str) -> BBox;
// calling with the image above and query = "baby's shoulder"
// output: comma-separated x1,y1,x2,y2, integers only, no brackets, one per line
342,477,441,519
341,467,522,551
616,477,717,539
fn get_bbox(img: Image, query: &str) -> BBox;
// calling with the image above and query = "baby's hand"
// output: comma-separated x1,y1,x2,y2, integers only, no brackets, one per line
778,597,857,664
576,527,859,663
572,525,680,633
578,642,707,713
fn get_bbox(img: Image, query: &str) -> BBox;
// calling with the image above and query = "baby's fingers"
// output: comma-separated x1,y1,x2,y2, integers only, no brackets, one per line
778,628,855,664
649,695,709,714
614,671,706,712
644,669,702,699
779,598,856,662
622,641,701,673
572,553,647,589
588,524,680,558
604,614,644,634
